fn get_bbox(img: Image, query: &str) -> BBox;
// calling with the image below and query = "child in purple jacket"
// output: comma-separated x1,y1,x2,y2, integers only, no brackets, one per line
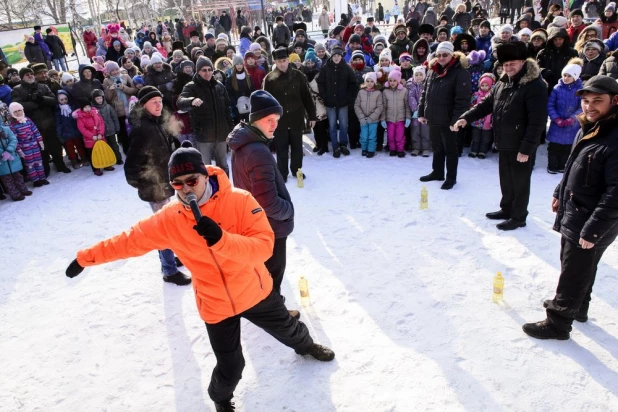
406,66,430,157
546,61,583,174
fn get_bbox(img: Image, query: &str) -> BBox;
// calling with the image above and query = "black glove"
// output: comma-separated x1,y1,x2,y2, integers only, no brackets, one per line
193,216,223,246
66,258,84,278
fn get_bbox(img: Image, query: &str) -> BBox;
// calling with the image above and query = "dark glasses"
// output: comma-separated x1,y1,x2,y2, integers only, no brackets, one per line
435,53,451,58
170,176,200,190
200,67,213,72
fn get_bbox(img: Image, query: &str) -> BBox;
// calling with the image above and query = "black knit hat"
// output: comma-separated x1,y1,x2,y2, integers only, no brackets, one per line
168,141,208,181
19,67,34,79
190,30,200,38
496,41,528,63
196,56,214,72
480,20,491,29
349,34,362,44
34,25,41,31
249,90,283,123
137,85,163,105
331,46,345,56
569,9,584,18
272,47,289,60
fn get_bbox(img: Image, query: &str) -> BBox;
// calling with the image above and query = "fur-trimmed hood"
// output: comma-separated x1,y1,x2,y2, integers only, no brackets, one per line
428,51,470,70
497,58,541,85
146,62,172,75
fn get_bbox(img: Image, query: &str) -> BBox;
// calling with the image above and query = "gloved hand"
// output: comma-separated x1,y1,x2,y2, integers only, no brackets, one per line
563,118,575,127
381,121,387,129
193,216,223,246
413,110,418,119
1,151,13,161
554,118,564,127
66,258,84,278
405,119,411,128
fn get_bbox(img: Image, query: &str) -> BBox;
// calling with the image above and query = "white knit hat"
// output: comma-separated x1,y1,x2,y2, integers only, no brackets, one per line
519,28,533,37
413,66,426,77
150,55,163,64
379,48,392,62
436,41,454,55
61,72,75,84
562,63,582,81
501,24,513,34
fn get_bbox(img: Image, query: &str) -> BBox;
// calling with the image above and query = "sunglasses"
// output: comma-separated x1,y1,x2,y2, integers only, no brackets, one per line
170,176,200,190
200,67,213,72
435,53,451,58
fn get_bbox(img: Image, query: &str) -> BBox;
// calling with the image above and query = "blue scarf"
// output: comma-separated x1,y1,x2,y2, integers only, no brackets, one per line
110,74,130,115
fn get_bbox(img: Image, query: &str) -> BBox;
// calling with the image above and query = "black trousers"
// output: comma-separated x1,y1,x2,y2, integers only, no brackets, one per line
117,116,131,154
471,128,493,154
265,237,287,295
498,150,533,222
205,289,313,403
546,237,608,331
377,122,385,150
547,142,571,172
313,119,329,150
40,124,65,175
274,127,303,178
429,125,459,181
347,105,361,148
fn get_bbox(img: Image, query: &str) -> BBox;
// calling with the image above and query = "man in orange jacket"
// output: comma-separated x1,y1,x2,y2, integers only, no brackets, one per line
65,142,335,412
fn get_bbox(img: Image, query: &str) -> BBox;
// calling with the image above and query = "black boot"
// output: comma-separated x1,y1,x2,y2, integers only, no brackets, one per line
496,219,526,231
333,148,341,158
419,172,445,182
366,152,375,158
389,150,397,157
339,145,350,156
307,343,335,361
486,210,510,220
397,151,405,158
163,272,192,285
214,400,236,411
441,179,456,190
317,146,329,156
175,257,184,267
522,319,570,340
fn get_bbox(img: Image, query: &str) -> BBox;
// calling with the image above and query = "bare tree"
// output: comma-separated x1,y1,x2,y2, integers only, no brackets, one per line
38,0,69,23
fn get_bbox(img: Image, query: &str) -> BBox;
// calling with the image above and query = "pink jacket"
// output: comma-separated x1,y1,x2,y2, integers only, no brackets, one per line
74,108,106,148
470,90,492,130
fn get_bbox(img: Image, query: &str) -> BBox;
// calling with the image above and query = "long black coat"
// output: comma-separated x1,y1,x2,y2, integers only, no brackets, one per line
44,35,66,59
144,63,176,109
227,123,294,238
125,110,178,202
24,42,46,64
462,59,548,155
71,65,103,109
418,52,472,127
316,58,358,108
553,107,618,248
536,29,578,87
11,81,56,131
177,75,233,143
263,66,316,130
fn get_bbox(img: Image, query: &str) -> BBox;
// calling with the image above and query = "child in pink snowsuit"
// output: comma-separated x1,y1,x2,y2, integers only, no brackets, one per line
381,67,411,157
74,103,110,176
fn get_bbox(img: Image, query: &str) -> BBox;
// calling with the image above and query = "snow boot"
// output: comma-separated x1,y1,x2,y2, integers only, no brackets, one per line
468,152,478,158
477,152,487,159
163,272,192,285
441,179,456,190
421,150,431,157
339,145,350,156
522,319,570,340
175,257,184,267
397,152,405,158
366,152,375,158
333,148,341,158
71,159,84,169
361,150,368,156
317,146,329,156
410,150,419,156
307,343,335,361
389,150,397,157
313,146,320,153
497,219,526,231
214,400,236,411
104,166,115,171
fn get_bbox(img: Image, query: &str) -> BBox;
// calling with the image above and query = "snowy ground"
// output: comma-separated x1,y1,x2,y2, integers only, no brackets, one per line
1,139,617,412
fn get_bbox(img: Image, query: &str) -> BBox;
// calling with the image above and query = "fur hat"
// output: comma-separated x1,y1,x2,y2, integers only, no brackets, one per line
419,24,434,36
272,47,289,60
31,63,48,74
531,28,548,42
496,41,527,63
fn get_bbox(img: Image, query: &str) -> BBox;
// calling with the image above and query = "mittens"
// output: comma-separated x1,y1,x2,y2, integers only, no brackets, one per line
554,118,564,127
405,119,411,128
66,258,84,278
563,118,575,127
381,121,387,129
1,151,13,161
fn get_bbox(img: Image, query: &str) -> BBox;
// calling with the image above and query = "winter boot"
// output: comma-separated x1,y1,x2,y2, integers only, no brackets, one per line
389,150,397,157
104,166,115,171
522,319,570,340
361,150,368,156
214,400,236,411
468,152,478,158
313,146,320,153
366,152,375,158
410,149,419,156
339,145,350,156
419,172,444,182
333,148,341,158
307,343,335,361
317,146,329,156
163,272,192,285
477,153,486,159
41,179,50,185
497,219,526,231
0,175,22,200
421,150,431,157
486,210,510,220
441,179,456,190
57,164,72,173
175,257,184,267
94,170,103,176
397,152,405,158
71,159,84,169
33,180,45,187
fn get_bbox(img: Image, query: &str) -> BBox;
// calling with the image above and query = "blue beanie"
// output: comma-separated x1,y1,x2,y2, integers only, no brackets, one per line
132,75,145,86
249,90,283,123
304,48,317,63
450,26,463,36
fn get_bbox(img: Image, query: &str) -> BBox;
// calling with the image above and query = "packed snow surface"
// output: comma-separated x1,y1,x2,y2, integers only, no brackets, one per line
1,143,617,412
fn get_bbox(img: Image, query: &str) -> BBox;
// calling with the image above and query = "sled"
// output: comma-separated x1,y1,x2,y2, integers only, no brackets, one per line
91,140,117,169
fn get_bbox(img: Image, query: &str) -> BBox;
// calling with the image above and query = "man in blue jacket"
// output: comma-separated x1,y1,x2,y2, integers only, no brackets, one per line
227,90,299,318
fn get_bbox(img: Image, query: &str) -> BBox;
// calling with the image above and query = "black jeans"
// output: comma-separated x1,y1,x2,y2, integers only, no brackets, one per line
313,119,329,150
40,124,65,175
471,128,493,154
265,237,287,295
205,289,313,403
547,142,571,172
347,105,361,148
546,237,608,331
498,150,533,222
274,126,303,178
429,125,459,180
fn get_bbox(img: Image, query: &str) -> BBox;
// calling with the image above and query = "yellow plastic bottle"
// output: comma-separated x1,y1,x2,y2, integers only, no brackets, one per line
493,272,504,303
420,186,428,210
297,169,304,188
299,276,309,298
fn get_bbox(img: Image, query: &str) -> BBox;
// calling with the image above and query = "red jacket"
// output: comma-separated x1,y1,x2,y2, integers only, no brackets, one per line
567,23,588,45
342,26,374,55
76,167,275,324
246,65,266,90
83,31,98,58
75,108,106,148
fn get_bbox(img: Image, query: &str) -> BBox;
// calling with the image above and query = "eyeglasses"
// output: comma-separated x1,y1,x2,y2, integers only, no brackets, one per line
435,53,451,58
170,176,200,190
200,67,213,72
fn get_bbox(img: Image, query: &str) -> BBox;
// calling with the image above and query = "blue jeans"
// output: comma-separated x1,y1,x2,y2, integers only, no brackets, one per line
326,106,349,147
52,58,67,72
360,122,378,152
149,199,178,276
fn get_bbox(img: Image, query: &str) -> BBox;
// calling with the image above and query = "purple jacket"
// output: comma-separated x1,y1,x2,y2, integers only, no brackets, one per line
547,78,583,145
406,78,423,112
34,32,52,58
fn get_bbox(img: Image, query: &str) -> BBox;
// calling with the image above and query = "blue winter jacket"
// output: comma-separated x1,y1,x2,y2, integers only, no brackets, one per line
239,36,252,57
55,108,81,143
343,47,375,67
0,84,11,105
605,31,618,52
547,79,583,145
475,32,493,56
0,125,23,176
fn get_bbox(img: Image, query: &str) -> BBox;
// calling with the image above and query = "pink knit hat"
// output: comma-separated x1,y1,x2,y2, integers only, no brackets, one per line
388,66,402,82
363,71,377,84
478,73,496,88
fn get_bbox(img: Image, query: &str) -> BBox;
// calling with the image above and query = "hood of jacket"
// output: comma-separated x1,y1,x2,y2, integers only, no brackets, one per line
78,65,97,81
454,33,477,52
255,35,273,54
428,51,470,70
227,122,269,151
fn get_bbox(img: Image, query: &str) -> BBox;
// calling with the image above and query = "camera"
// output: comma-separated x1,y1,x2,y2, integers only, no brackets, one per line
115,79,122,85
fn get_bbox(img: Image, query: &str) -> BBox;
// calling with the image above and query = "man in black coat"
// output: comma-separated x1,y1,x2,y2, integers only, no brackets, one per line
11,66,71,175
418,42,471,190
219,11,232,40
227,90,299,318
264,47,316,181
44,28,67,72
177,56,233,175
125,86,190,286
454,42,548,230
316,46,358,158
71,65,103,109
523,75,618,340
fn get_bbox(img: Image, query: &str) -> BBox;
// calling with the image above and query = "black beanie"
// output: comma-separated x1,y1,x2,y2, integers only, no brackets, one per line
19,67,34,79
480,20,491,29
138,85,163,105
249,90,283,124
195,56,214,72
569,9,584,18
168,141,208,181
349,34,362,44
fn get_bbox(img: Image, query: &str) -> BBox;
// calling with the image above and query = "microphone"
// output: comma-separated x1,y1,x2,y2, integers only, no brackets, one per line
186,193,202,222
